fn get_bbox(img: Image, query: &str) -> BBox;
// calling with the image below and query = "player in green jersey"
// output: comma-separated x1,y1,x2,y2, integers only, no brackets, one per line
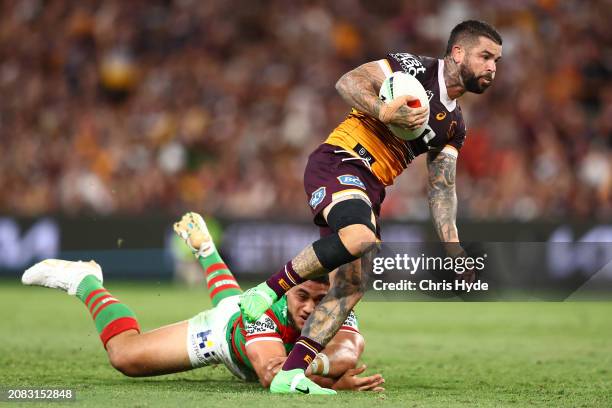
21,212,384,393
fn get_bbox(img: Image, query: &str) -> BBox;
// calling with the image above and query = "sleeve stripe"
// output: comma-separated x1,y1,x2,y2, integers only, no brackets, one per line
377,59,393,78
339,326,360,334
245,337,284,346
245,332,281,340
442,145,459,158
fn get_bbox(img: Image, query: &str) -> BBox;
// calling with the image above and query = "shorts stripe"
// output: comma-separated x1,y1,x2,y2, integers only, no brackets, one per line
331,189,372,204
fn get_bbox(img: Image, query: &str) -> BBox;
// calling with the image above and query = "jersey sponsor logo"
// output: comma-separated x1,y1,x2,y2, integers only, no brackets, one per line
196,330,216,358
309,187,326,209
436,112,447,120
196,330,211,349
337,175,366,190
389,53,426,76
246,316,276,335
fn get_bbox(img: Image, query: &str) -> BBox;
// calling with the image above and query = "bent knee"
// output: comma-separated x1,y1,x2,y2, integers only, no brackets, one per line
107,347,144,377
338,224,377,256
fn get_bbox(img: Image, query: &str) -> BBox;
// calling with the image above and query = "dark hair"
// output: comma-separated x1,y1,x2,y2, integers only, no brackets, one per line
445,20,502,56
309,275,330,285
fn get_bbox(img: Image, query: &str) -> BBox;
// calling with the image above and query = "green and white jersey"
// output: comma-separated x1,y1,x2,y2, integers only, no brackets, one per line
225,295,360,375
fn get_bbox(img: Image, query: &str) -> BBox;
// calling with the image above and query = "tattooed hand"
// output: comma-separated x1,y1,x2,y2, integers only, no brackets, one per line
379,95,428,130
336,61,429,130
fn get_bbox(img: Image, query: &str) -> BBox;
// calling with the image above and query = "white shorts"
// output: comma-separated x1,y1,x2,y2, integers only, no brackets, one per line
186,296,252,381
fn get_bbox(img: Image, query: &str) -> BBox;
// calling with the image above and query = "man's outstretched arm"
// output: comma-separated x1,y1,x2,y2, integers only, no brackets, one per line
246,340,287,388
248,331,364,387
260,332,384,392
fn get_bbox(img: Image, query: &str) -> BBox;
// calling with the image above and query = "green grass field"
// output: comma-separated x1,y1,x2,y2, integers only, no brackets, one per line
2,280,611,407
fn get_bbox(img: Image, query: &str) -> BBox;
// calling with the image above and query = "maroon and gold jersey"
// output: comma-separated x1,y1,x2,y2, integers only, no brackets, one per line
325,53,467,185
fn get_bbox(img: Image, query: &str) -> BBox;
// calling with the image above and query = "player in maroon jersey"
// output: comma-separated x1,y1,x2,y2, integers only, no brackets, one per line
239,20,502,394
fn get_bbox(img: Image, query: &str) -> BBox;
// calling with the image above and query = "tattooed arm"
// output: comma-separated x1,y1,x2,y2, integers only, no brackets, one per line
427,149,464,256
335,61,386,119
335,61,428,130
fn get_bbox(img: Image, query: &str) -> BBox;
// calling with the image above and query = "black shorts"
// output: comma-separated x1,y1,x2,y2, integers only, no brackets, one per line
303,143,386,238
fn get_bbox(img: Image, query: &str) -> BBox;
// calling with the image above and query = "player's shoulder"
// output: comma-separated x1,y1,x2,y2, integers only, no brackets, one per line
385,52,438,76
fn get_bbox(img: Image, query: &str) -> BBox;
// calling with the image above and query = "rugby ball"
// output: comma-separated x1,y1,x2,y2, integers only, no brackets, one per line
379,71,430,140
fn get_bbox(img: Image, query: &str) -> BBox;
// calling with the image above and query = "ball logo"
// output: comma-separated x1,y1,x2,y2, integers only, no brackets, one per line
337,175,366,190
309,187,326,209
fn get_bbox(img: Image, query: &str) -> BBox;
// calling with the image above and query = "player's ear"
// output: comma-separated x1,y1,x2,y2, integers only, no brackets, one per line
451,45,464,64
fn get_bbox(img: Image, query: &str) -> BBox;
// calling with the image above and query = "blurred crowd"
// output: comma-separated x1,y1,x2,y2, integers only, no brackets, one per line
1,0,610,221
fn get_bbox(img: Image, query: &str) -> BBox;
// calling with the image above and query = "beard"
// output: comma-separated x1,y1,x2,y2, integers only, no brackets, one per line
460,63,492,94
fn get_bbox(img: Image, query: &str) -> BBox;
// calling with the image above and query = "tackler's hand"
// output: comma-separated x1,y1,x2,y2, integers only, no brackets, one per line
332,365,386,392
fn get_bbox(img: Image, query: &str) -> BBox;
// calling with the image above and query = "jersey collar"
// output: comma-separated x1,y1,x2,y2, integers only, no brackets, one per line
438,59,457,112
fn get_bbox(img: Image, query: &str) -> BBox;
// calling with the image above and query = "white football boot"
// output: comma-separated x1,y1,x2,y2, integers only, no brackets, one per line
173,212,215,258
22,259,103,295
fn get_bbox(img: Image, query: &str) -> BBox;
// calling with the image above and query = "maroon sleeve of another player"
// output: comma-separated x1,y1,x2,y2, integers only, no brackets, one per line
447,108,468,151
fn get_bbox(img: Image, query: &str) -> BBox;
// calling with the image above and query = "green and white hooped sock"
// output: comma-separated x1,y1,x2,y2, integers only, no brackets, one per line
197,248,242,307
76,275,140,347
